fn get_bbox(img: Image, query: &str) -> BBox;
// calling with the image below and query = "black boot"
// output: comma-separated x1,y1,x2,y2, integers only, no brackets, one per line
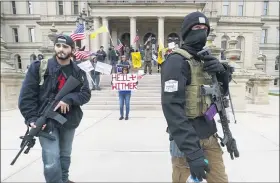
119,116,124,120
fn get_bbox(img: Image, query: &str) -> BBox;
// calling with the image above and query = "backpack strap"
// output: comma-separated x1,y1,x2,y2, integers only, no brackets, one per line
172,48,193,60
39,59,49,85
172,48,197,70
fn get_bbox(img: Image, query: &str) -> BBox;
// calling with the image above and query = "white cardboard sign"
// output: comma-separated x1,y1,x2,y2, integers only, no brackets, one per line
111,74,138,91
95,61,112,75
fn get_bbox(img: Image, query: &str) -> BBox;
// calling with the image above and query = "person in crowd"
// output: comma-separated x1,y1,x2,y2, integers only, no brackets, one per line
118,67,132,120
90,56,101,90
143,45,152,74
96,46,107,62
108,46,120,73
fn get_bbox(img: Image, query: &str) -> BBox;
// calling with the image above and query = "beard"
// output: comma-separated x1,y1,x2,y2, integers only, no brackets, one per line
55,51,72,60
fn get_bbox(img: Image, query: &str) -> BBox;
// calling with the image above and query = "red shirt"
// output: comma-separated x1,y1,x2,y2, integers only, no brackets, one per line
57,73,66,91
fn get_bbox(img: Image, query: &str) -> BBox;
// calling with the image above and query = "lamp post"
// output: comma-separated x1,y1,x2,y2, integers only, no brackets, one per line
75,8,93,49
38,23,60,59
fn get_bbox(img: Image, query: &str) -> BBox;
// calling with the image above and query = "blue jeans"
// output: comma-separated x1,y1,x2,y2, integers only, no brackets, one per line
92,74,100,87
39,127,75,183
119,92,131,117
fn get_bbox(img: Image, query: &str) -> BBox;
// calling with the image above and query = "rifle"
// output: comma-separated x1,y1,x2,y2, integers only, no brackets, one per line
10,76,81,165
197,48,240,160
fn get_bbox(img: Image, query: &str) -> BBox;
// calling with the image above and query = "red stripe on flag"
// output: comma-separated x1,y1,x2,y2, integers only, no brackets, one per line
70,33,85,41
74,51,92,60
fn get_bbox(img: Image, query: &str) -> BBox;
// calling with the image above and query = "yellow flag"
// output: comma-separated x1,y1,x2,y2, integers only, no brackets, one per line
157,39,164,64
131,52,142,68
90,26,108,39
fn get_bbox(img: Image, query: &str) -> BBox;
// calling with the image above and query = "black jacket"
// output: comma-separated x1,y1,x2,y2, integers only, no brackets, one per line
96,50,107,62
161,52,232,160
18,57,91,129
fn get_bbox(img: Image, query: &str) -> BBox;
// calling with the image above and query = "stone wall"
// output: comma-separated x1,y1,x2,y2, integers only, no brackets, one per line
1,72,25,110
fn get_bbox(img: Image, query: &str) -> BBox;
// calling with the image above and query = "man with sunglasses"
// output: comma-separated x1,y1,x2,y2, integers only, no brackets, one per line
161,12,233,182
18,34,91,183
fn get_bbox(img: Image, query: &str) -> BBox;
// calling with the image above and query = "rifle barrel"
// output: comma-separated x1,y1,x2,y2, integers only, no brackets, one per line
10,141,27,165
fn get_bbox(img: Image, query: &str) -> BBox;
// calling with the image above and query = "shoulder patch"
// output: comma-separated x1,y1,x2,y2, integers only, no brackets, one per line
164,80,178,92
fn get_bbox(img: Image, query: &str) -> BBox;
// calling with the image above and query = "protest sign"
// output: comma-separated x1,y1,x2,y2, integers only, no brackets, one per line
77,60,94,73
95,61,112,75
111,73,138,91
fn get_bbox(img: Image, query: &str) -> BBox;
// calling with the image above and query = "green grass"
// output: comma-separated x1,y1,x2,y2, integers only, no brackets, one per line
269,93,280,96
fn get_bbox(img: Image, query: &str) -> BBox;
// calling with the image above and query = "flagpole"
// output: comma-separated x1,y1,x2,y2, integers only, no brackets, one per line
108,32,114,47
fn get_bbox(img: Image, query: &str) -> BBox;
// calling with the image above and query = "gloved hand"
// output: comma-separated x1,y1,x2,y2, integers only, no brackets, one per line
202,55,225,73
188,157,210,181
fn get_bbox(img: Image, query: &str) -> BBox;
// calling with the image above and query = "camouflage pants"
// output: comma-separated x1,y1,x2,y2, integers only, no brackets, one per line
171,135,228,183
143,61,152,74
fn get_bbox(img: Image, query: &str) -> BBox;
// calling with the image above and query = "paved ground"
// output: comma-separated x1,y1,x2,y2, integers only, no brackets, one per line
1,96,279,182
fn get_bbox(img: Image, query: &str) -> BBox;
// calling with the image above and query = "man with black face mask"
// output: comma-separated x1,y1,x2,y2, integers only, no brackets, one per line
18,34,91,183
161,12,231,183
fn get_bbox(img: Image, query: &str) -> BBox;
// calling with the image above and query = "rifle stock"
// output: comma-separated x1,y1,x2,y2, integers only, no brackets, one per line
11,75,81,165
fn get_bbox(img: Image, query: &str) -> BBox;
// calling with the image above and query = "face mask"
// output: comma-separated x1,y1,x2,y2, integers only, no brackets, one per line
184,29,207,51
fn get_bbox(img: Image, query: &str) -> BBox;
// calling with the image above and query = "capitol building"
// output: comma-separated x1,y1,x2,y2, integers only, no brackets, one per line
1,0,279,85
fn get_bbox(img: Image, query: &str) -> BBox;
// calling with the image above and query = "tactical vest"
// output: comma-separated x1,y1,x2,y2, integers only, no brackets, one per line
172,48,212,119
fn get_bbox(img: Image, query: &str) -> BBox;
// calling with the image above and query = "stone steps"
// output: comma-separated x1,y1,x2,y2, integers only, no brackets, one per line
91,92,161,97
82,104,163,110
87,74,162,110
89,96,161,101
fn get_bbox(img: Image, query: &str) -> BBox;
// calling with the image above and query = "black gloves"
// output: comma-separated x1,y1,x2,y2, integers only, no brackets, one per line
187,157,210,181
202,55,225,74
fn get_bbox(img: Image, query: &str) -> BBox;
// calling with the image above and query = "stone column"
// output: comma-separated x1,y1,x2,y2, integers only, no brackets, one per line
247,77,273,104
93,17,100,52
102,17,109,53
80,2,88,49
158,17,164,47
246,53,273,104
130,17,137,49
112,30,118,47
224,39,254,111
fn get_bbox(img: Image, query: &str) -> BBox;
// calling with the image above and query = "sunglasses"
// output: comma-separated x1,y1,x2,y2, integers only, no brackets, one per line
55,43,70,49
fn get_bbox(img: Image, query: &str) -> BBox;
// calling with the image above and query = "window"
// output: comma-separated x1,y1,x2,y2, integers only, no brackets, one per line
261,29,267,43
238,1,244,16
27,1,33,14
274,79,278,86
277,28,279,44
221,36,228,60
16,55,22,70
237,36,244,60
12,28,19,42
11,1,16,14
58,1,63,15
73,1,79,15
263,1,268,15
222,1,229,15
275,56,279,71
28,28,35,42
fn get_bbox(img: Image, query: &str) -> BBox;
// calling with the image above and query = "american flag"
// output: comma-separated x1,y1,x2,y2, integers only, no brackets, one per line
115,39,123,51
74,51,94,60
133,35,139,43
70,23,85,41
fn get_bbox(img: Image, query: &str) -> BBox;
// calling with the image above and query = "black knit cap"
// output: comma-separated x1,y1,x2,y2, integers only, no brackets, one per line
54,34,75,48
181,11,210,40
